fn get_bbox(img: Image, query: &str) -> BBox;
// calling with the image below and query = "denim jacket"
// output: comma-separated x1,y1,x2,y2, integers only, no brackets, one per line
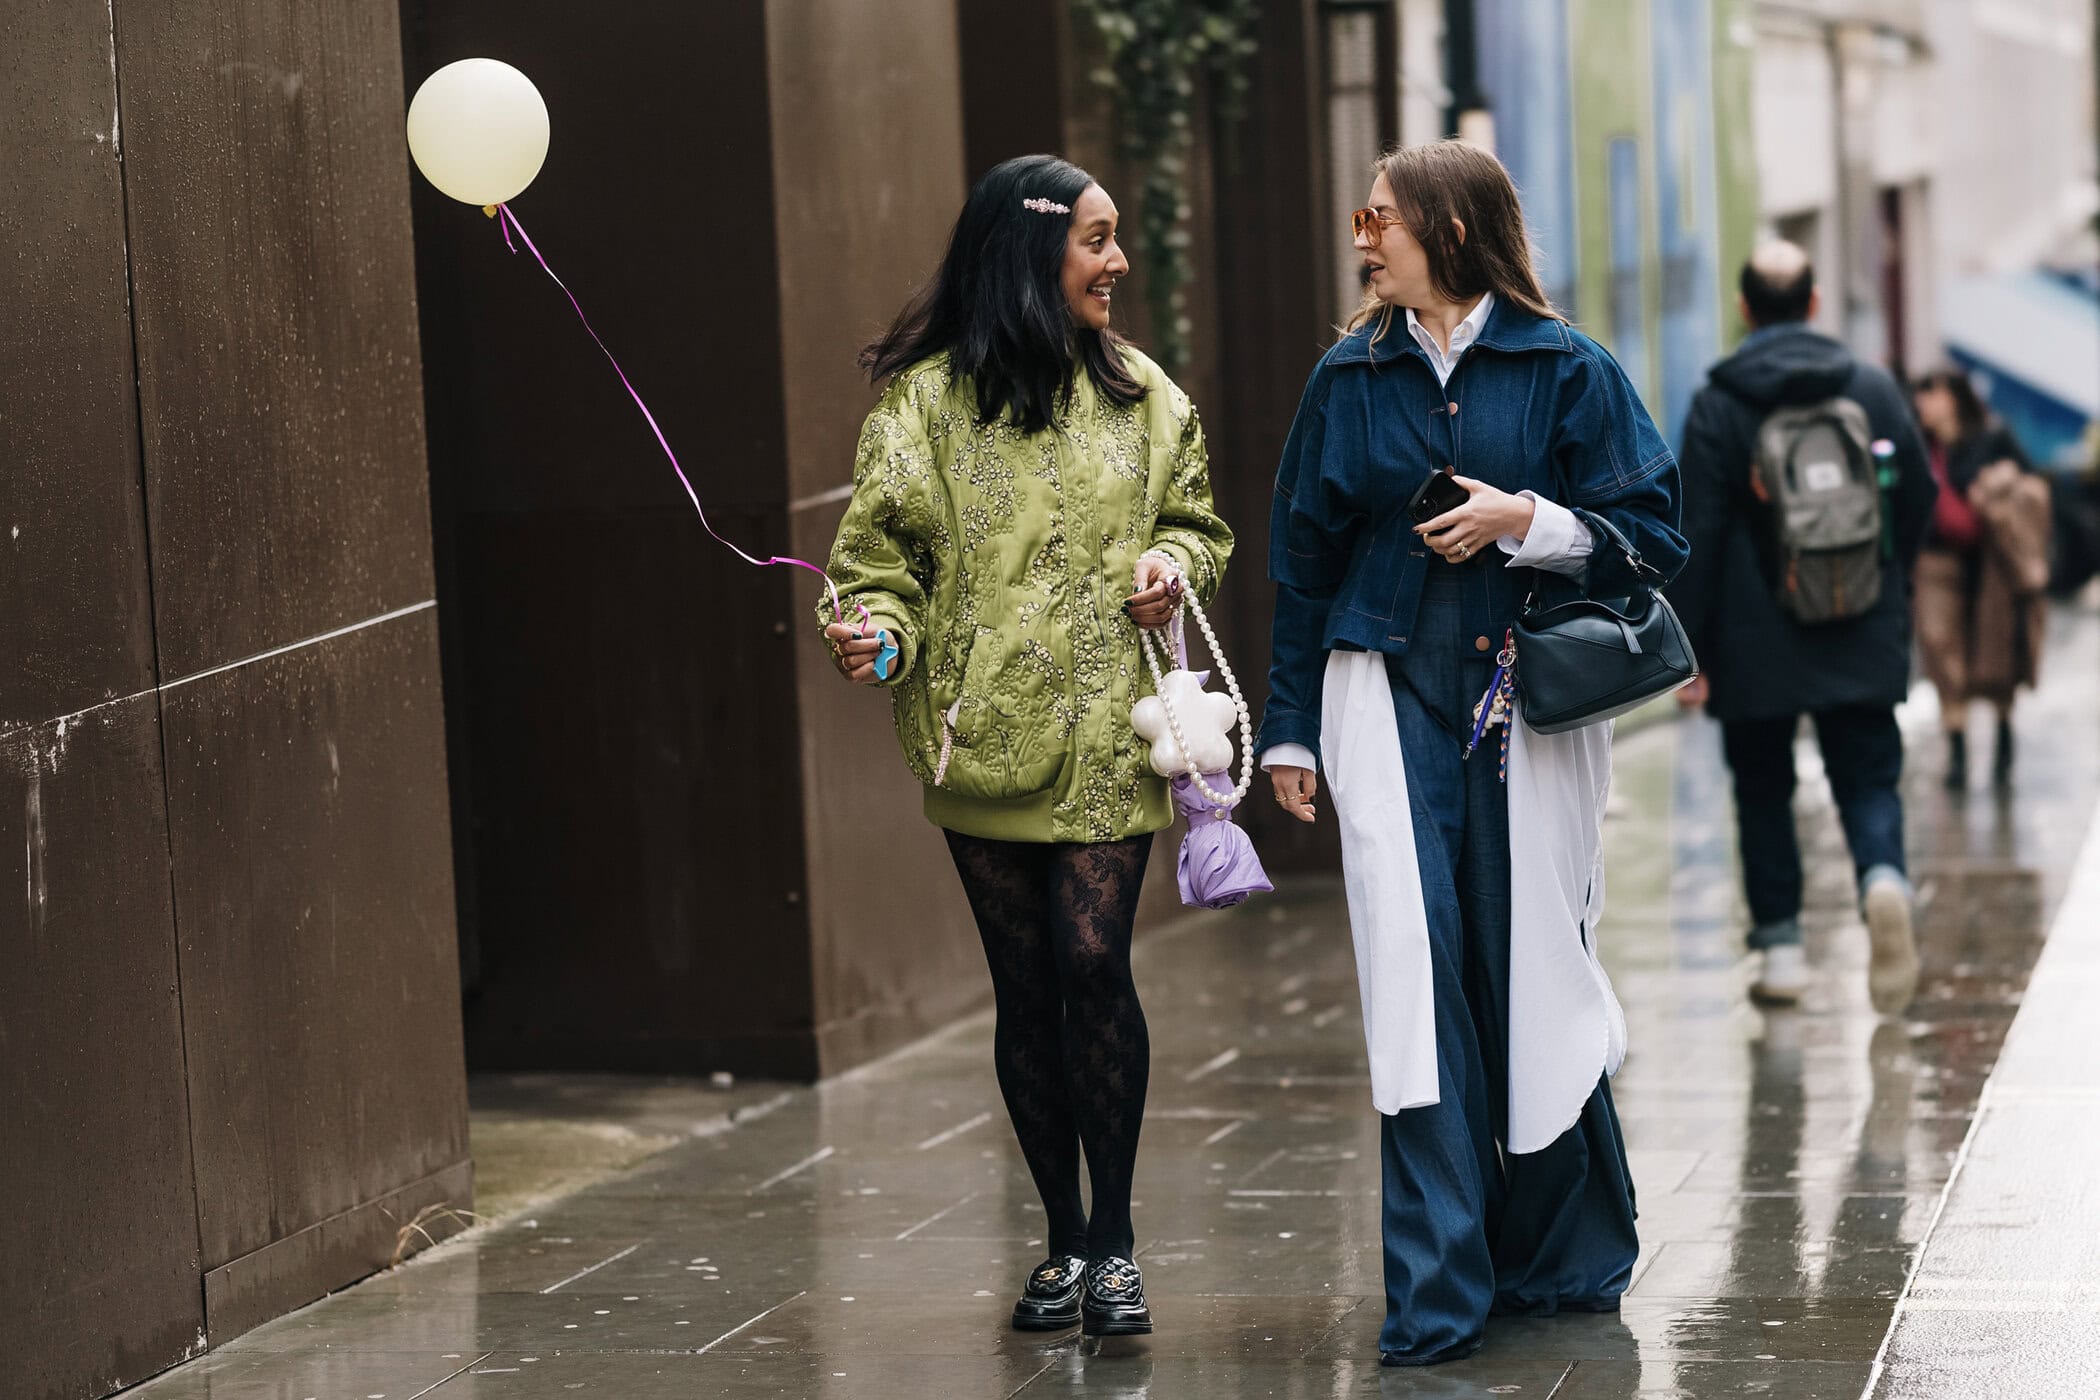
1257,301,1686,758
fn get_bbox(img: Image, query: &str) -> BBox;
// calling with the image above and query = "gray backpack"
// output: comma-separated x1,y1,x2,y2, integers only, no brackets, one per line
1753,397,1883,623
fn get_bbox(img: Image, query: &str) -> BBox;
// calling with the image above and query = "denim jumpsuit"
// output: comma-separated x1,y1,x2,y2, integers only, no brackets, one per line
1259,300,1685,1362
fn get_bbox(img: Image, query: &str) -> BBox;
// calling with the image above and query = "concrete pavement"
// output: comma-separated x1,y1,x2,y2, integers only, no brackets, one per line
123,604,2100,1399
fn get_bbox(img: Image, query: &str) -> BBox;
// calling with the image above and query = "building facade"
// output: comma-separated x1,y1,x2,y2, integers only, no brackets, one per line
1749,0,2097,459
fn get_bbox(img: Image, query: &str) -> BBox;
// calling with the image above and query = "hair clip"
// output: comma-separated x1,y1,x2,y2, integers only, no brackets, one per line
1021,196,1071,215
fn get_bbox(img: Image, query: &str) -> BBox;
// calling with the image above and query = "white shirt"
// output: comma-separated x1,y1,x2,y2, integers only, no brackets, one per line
1406,293,1495,389
1258,294,1592,774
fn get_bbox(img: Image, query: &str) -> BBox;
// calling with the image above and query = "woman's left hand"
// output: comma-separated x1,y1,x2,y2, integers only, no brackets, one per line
1126,554,1181,630
1415,476,1537,563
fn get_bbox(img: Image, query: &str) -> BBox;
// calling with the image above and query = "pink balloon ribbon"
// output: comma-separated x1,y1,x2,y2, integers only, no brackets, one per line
493,202,861,629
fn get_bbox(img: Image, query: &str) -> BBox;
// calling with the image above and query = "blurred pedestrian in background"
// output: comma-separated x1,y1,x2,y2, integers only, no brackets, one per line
821,153,1234,1340
2056,422,2100,596
1911,366,2052,792
1673,243,1933,1011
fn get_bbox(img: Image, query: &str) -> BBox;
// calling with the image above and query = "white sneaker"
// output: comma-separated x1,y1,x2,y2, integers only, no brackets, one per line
1751,944,1810,1005
1864,876,1920,1015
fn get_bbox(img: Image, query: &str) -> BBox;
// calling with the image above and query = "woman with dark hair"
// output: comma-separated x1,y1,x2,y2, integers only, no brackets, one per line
1258,140,1684,1364
1912,366,2047,789
819,154,1233,1338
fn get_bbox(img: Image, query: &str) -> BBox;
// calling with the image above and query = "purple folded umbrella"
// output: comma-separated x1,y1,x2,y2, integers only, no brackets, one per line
1172,771,1274,909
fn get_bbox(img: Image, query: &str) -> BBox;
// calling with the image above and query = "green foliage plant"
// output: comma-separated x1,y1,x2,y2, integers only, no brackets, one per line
1072,0,1260,372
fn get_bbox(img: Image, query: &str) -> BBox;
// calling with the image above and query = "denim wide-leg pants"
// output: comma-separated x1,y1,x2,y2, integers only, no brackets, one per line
1372,572,1639,1364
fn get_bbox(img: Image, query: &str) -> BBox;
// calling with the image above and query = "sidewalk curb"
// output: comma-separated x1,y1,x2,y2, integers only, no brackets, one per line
1861,790,2100,1398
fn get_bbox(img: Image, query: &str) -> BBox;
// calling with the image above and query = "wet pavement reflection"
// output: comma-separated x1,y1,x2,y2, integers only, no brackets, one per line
126,609,2099,1399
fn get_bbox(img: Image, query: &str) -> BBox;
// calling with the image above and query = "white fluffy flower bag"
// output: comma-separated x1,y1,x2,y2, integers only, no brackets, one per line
1130,558,1272,908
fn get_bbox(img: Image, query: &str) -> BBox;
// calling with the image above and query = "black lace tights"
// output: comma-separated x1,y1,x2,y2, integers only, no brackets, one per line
944,830,1152,1260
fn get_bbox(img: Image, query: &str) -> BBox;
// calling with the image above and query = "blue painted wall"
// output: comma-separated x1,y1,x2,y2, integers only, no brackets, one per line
1476,0,1578,313
1649,0,1721,446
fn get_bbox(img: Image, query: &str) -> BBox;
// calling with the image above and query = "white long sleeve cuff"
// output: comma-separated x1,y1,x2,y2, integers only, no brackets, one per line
1259,743,1319,773
1496,493,1593,578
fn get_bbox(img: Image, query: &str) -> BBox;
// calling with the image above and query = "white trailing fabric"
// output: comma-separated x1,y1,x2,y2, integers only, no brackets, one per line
1319,651,1440,1114
1318,649,1626,1153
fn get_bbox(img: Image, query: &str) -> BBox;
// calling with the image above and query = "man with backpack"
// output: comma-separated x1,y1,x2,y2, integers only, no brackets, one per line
1674,242,1935,1011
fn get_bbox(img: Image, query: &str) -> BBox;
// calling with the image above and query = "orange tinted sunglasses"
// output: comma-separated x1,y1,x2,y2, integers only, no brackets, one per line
1350,207,1404,243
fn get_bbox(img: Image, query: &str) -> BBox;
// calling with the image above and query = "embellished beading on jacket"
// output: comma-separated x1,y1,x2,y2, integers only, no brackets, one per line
824,349,1234,843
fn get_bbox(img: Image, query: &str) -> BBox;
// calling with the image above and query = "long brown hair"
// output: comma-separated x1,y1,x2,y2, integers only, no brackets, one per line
1346,140,1560,337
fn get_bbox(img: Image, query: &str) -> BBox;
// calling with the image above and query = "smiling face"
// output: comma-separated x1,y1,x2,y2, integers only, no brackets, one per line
1356,173,1436,309
1060,184,1128,331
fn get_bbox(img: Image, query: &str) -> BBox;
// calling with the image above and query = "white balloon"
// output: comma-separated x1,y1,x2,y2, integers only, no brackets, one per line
406,58,550,206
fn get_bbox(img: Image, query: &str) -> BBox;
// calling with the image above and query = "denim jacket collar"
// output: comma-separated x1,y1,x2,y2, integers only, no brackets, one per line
1326,298,1576,367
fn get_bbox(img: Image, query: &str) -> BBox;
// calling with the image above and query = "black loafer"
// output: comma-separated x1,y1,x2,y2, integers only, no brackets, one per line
1081,1256,1152,1336
1011,1253,1086,1331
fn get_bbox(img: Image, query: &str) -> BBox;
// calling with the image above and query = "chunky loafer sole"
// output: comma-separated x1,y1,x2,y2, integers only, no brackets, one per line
1081,1299,1153,1336
1011,1290,1082,1331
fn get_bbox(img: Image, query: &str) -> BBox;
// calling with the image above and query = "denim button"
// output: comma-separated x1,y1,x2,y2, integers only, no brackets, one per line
1474,636,1492,652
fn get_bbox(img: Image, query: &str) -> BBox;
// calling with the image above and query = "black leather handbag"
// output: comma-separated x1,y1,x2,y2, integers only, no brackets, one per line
1513,513,1698,734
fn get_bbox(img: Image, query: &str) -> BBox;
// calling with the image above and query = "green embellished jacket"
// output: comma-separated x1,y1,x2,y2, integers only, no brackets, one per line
822,349,1234,843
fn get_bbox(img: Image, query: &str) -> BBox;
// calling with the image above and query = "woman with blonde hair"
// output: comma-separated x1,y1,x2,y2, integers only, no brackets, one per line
1258,140,1683,1363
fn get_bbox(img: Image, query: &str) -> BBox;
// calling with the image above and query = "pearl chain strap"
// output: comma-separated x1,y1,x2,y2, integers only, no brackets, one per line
1136,558,1255,811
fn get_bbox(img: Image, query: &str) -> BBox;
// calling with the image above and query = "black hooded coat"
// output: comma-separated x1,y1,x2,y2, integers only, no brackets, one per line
1672,323,1934,722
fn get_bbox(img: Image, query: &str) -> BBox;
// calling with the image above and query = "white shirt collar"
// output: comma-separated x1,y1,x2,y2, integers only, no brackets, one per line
1405,292,1495,361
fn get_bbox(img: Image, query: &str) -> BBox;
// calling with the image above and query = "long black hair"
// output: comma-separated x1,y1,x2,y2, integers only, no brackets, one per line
861,154,1146,434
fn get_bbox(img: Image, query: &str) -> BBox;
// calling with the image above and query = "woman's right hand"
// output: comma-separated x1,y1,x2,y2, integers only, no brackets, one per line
1271,765,1318,823
824,622,889,685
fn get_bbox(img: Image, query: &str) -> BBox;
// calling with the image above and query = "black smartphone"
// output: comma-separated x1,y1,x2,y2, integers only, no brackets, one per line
1405,468,1469,525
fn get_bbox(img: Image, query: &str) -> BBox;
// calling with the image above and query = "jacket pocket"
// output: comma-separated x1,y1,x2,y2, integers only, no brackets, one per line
932,624,1067,799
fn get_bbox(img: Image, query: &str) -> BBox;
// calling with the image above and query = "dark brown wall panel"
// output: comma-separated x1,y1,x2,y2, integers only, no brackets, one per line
102,0,469,1335
401,0,793,517
957,0,1066,182
770,0,968,506
1209,0,1341,868
445,515,816,1075
402,1,817,1072
0,703,203,1400
0,7,204,1396
0,5,158,730
110,0,436,678
162,609,467,1288
768,0,994,1071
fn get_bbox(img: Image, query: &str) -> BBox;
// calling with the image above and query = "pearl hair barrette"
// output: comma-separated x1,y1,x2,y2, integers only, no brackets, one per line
1021,196,1071,215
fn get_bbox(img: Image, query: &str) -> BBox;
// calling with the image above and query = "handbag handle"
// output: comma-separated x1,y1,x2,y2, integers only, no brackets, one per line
1574,509,1665,589
1137,565,1256,811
